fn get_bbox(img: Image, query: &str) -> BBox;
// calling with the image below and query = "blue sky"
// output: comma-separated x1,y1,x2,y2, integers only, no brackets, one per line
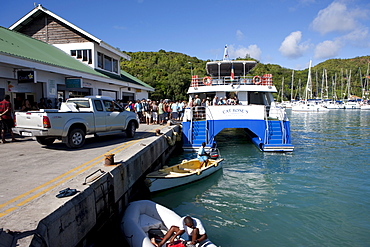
1,0,369,70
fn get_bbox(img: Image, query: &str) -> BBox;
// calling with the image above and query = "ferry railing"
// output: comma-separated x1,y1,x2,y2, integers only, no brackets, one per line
273,106,287,144
188,106,208,144
192,106,206,121
190,75,273,88
277,107,287,144
264,106,288,145
186,107,193,143
205,106,216,145
264,106,270,144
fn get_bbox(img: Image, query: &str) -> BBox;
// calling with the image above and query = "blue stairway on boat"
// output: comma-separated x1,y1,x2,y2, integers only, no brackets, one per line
182,119,294,152
191,120,207,145
267,120,283,144
262,120,294,152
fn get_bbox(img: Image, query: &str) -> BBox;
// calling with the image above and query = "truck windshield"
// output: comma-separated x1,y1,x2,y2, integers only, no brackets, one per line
68,100,90,108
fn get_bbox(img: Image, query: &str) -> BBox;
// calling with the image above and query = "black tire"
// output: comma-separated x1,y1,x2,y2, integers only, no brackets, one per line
36,137,55,146
66,128,85,148
125,121,136,138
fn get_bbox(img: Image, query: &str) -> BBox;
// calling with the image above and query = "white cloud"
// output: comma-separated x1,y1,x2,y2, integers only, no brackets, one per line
279,31,310,58
113,25,127,30
236,30,244,41
311,1,365,35
314,39,342,59
228,44,262,60
341,26,370,48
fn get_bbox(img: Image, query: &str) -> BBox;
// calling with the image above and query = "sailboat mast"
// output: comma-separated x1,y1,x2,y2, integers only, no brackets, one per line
366,63,369,100
359,67,363,100
333,73,337,100
281,77,284,102
291,70,294,101
348,70,352,99
315,70,319,99
305,60,312,100
321,69,324,99
325,69,328,99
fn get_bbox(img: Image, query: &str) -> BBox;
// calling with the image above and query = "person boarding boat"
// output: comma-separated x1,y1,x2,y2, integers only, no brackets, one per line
197,142,209,168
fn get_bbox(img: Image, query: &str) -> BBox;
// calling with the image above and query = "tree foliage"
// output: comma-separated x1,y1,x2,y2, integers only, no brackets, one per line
121,50,370,101
121,50,206,101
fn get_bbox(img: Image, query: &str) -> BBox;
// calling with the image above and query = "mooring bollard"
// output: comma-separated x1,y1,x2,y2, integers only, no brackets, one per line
104,153,115,166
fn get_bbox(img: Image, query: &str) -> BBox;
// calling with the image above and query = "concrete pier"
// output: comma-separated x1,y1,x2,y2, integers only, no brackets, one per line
0,124,181,247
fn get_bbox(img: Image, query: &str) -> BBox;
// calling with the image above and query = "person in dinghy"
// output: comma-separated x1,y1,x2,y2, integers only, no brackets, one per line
197,142,209,168
154,216,211,247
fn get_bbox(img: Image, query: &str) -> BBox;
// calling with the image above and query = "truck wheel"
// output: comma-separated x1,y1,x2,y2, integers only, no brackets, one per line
66,128,85,148
125,121,136,138
36,137,55,146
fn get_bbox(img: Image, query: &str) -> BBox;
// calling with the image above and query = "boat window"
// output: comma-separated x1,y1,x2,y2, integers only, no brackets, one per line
248,92,265,105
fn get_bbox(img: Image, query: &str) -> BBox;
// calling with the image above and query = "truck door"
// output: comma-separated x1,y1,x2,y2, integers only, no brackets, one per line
93,100,107,132
103,100,124,131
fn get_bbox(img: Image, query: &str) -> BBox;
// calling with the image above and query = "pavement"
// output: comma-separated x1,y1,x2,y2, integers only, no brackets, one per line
0,122,178,246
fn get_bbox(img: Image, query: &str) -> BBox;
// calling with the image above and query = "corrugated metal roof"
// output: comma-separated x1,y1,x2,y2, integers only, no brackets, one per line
95,69,153,89
0,26,153,90
0,26,101,74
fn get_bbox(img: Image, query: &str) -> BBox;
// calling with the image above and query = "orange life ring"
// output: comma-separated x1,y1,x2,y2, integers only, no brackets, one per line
203,76,212,86
253,75,261,85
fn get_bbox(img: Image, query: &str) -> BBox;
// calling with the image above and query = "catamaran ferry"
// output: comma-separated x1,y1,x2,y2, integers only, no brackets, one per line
182,46,294,152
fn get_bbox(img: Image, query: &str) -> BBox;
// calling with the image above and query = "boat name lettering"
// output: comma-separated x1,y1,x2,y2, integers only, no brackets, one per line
222,109,249,114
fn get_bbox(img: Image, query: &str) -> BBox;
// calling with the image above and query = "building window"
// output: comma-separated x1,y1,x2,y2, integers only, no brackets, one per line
98,52,103,68
97,52,119,74
82,50,88,61
113,59,118,73
70,49,92,64
104,55,112,71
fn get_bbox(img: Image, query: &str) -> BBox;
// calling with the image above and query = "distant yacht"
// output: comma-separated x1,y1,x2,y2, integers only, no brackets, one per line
292,60,329,112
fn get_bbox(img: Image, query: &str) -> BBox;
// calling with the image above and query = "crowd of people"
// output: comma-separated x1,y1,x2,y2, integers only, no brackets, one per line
19,97,58,112
120,95,241,125
119,99,187,125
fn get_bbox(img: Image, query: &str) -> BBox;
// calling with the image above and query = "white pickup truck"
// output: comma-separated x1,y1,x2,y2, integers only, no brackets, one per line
13,96,139,148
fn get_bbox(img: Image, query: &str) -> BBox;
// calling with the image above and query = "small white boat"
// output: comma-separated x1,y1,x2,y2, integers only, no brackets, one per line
344,100,361,109
121,200,183,247
292,101,329,112
361,104,370,110
146,158,223,192
121,200,217,247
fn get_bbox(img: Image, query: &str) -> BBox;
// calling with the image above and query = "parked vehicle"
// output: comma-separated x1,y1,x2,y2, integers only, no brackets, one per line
13,96,139,148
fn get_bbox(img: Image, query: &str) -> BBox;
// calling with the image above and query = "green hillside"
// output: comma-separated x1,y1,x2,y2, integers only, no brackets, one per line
121,50,370,101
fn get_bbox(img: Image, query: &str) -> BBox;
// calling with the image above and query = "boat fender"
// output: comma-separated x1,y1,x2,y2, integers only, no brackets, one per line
144,178,152,187
165,135,175,146
214,162,218,167
253,75,262,85
171,130,180,143
181,159,188,163
203,76,212,86
196,169,202,175
175,130,182,141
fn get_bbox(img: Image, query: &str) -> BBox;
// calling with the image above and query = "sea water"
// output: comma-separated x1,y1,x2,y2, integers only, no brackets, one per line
152,110,370,247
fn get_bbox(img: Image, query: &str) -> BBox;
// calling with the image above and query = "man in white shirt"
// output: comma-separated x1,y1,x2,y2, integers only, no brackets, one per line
155,216,209,247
